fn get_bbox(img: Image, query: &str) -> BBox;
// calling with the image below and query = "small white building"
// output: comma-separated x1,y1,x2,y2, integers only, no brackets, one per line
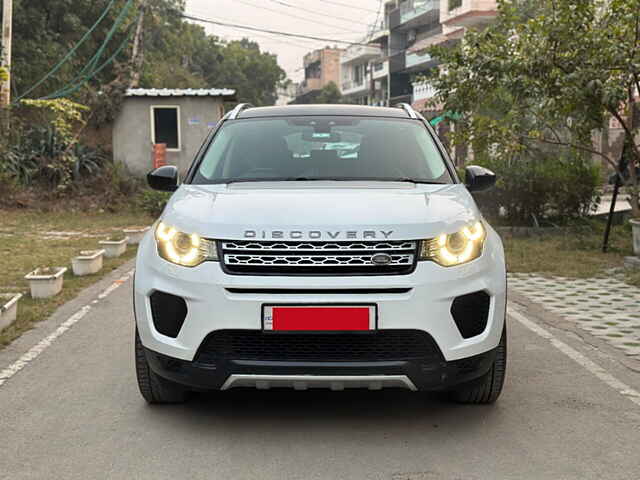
113,88,236,177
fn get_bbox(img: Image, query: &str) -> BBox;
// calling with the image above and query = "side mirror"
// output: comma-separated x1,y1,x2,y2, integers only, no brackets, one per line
147,165,179,192
465,165,496,192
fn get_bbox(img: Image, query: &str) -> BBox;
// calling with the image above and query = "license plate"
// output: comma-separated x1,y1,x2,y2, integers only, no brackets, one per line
263,305,377,332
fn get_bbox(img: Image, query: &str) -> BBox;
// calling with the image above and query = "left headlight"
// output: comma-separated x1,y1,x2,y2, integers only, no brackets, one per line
155,222,218,267
419,221,486,267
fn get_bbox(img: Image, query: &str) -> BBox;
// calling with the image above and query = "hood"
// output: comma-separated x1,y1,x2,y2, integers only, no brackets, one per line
161,181,481,241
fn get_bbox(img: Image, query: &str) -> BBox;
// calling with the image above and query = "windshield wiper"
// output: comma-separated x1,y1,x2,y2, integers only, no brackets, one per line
219,177,448,184
382,178,447,185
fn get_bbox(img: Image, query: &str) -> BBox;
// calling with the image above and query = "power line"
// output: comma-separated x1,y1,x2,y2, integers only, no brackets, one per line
314,0,380,14
185,8,324,49
224,26,323,51
266,0,372,27
42,16,138,100
182,14,376,47
365,0,385,40
231,0,365,34
15,0,118,102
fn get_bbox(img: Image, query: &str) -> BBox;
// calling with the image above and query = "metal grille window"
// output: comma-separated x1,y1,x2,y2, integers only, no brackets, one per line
219,240,419,276
449,0,463,11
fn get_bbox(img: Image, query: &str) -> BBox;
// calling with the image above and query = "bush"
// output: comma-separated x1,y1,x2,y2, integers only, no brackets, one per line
137,189,172,217
0,126,110,192
471,151,601,226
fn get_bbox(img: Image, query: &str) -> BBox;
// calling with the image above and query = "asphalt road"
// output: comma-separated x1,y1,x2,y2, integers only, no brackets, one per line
1,262,639,480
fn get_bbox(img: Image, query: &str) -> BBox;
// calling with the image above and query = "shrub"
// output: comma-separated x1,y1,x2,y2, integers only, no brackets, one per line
1,126,109,192
137,189,172,218
471,151,601,226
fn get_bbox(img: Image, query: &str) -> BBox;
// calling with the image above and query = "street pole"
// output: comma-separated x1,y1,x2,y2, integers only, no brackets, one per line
1,0,13,107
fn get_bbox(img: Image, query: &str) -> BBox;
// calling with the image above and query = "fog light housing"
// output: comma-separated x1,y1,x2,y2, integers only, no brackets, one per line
149,291,187,338
451,291,491,339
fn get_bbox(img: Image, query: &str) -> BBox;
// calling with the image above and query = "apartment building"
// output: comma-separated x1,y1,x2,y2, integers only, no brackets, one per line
292,47,344,104
340,44,383,105
339,0,497,113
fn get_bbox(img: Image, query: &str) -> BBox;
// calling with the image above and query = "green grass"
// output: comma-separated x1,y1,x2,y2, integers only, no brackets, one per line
503,220,639,287
0,209,154,348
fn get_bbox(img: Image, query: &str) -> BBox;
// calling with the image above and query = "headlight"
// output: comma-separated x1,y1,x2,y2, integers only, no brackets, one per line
155,222,217,267
419,221,486,267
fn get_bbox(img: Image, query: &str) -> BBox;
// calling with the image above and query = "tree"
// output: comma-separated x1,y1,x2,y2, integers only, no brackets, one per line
425,0,640,218
315,82,343,104
6,0,286,112
290,81,343,104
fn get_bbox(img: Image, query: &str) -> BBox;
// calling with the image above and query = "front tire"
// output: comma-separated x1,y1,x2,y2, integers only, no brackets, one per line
449,326,507,404
135,330,189,404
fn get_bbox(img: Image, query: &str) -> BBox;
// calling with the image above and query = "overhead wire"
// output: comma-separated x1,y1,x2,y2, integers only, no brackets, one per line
266,0,373,27
42,15,139,99
15,0,118,102
182,14,377,47
313,0,380,14
230,0,366,34
185,7,324,49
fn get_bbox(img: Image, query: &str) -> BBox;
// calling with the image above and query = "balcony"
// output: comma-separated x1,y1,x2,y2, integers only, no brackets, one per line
371,60,388,80
341,79,368,96
412,81,442,112
412,81,437,102
341,44,382,65
390,0,440,30
405,49,437,71
297,77,322,96
440,0,498,28
369,20,389,43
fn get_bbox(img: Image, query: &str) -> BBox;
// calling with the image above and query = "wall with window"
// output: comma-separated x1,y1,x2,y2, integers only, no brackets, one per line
113,96,227,177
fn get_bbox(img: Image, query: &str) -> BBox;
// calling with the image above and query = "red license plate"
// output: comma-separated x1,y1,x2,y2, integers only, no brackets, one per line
263,305,376,331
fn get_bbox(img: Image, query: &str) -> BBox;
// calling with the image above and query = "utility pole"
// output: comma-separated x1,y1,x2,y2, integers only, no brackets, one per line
1,0,13,107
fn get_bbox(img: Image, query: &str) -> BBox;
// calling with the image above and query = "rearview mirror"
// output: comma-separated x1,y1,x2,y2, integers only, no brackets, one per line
147,165,179,192
465,165,496,192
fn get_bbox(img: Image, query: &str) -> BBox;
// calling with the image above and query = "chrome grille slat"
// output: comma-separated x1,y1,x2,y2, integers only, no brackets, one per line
224,253,414,267
219,240,419,276
222,240,416,252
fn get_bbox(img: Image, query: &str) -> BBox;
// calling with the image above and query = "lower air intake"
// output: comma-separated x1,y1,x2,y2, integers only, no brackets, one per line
195,329,442,363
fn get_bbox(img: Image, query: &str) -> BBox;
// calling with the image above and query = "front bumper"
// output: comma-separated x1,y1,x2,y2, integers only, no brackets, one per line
143,343,498,392
134,227,506,390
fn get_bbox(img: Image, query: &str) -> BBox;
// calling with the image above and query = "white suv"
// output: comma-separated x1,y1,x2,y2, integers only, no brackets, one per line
134,104,507,404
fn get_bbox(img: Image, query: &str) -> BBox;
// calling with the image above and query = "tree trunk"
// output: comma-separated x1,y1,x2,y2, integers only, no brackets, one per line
627,92,640,218
129,0,147,88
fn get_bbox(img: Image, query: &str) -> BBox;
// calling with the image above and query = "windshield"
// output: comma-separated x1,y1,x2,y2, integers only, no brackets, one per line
191,116,453,184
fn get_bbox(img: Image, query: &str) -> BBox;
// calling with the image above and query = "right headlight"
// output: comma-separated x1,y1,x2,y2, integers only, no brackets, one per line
155,222,218,267
419,221,486,267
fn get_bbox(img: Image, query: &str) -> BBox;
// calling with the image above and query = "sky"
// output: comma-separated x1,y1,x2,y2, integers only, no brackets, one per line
184,0,385,83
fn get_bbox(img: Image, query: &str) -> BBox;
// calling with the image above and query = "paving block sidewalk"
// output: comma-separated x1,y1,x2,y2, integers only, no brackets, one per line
508,273,640,357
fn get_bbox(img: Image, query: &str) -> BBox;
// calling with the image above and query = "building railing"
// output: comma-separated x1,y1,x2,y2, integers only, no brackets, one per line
341,44,382,64
399,0,439,24
342,79,366,93
412,81,437,102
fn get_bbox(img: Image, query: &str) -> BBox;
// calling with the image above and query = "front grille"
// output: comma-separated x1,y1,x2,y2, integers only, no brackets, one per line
195,329,442,363
219,240,418,276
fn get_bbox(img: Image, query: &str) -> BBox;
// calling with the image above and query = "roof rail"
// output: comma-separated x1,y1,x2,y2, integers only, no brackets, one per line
396,102,419,119
227,103,254,120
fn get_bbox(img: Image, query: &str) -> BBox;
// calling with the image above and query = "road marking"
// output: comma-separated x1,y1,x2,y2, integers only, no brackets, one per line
0,270,134,388
508,306,640,407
